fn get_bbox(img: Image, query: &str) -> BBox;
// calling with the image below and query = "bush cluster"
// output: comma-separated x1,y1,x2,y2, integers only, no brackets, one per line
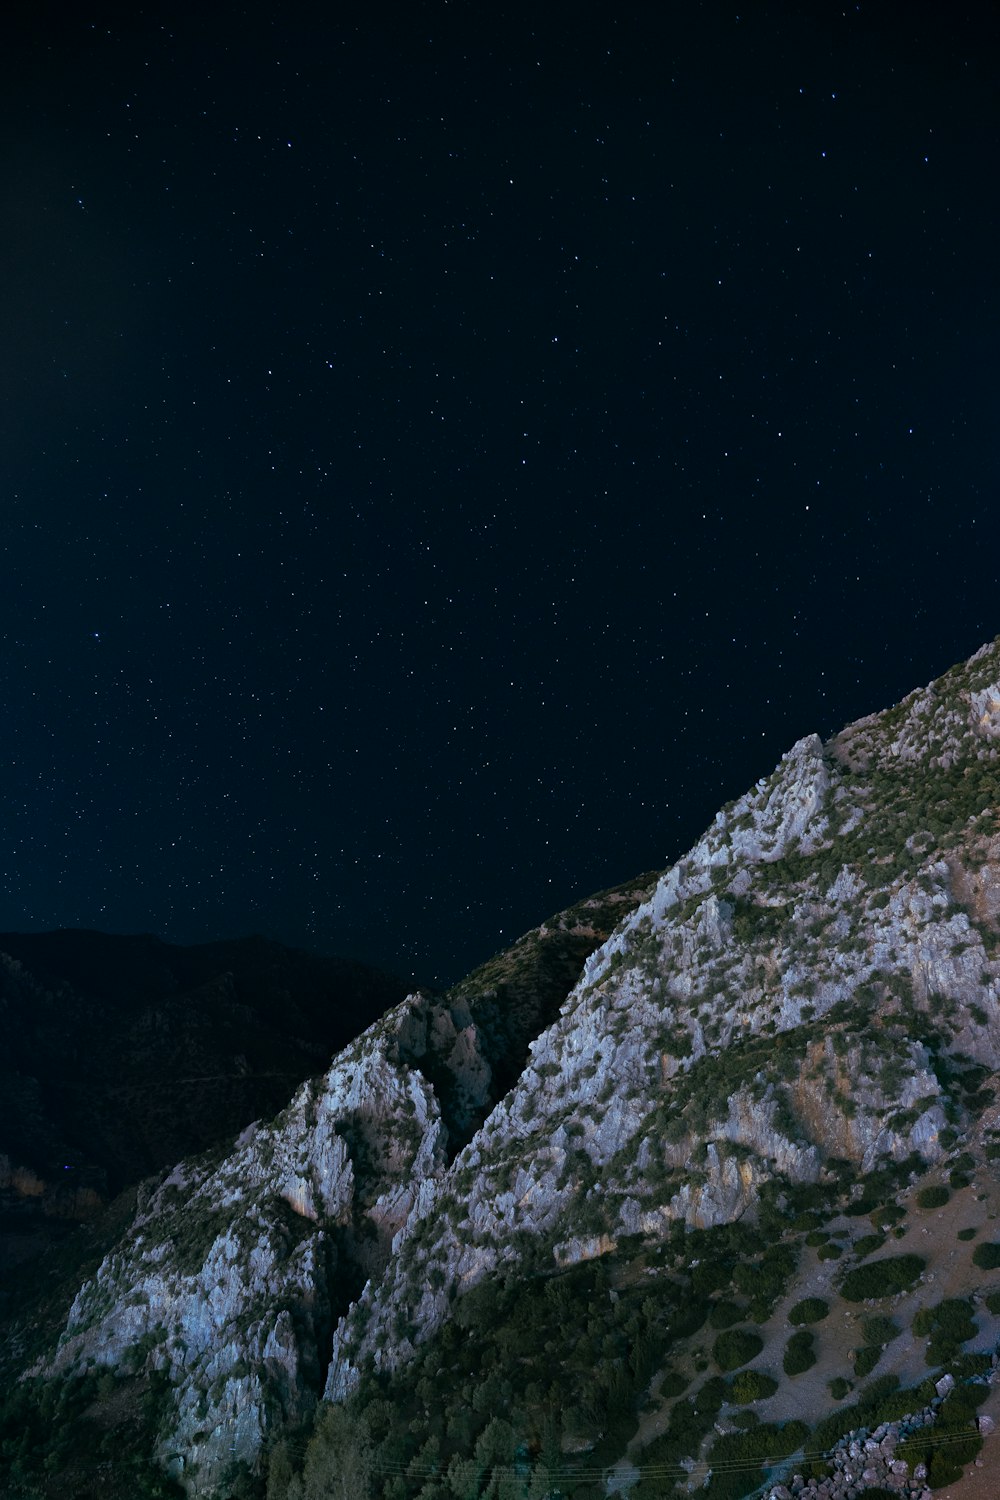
840,1254,925,1301
701,1419,810,1500
783,1329,817,1376
729,1370,779,1404
897,1384,986,1488
271,1231,754,1500
713,1328,764,1373
0,1369,179,1497
912,1297,977,1366
788,1297,829,1325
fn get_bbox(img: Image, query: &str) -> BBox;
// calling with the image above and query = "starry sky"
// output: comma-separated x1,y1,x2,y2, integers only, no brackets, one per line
3,1,999,988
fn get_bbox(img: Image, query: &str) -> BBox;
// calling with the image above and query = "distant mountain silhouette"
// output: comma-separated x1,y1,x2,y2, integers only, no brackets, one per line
0,929,407,1273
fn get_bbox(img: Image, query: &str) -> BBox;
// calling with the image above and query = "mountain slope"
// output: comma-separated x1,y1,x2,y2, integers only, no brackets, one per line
7,640,1000,1500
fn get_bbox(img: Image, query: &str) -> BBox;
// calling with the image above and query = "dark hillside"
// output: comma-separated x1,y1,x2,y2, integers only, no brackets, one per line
0,930,407,1274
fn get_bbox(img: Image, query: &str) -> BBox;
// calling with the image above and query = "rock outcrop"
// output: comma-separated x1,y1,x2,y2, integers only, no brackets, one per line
9,638,1000,1497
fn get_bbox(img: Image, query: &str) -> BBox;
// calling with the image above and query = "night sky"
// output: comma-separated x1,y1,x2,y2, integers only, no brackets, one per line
3,2,999,988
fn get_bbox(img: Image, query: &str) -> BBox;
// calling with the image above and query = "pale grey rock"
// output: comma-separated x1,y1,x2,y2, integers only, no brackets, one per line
22,637,1000,1497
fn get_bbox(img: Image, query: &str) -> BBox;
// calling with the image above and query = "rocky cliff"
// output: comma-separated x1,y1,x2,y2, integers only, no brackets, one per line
7,640,1000,1500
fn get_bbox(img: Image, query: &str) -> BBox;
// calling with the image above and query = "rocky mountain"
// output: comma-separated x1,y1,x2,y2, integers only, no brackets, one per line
0,932,408,1276
6,640,1000,1500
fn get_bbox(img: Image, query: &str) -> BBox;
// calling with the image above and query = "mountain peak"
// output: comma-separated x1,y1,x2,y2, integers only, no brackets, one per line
5,640,1000,1500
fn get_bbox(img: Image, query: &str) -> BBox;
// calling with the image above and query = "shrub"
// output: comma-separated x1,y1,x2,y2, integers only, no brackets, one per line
914,1297,977,1366
950,1352,991,1379
729,1370,779,1404
741,1297,770,1324
861,1316,899,1346
805,1376,906,1466
896,1387,985,1489
840,1255,926,1301
783,1330,816,1376
828,1376,852,1400
704,1420,810,1498
985,1291,1000,1315
709,1301,744,1330
659,1370,689,1398
957,1227,978,1241
788,1298,829,1326
916,1185,949,1210
853,1346,882,1377
972,1241,1000,1270
713,1328,764,1373
851,1233,886,1259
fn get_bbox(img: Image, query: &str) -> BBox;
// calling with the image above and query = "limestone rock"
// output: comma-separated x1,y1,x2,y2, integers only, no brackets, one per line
15,636,1000,1497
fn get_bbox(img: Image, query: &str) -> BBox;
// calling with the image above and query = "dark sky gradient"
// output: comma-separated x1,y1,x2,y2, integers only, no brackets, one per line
3,1,999,987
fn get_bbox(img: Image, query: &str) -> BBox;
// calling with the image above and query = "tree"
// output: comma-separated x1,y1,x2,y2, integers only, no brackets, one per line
265,1439,298,1500
302,1403,373,1500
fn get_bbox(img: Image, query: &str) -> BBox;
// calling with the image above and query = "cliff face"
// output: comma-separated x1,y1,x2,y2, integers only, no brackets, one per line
20,880,652,1493
12,640,1000,1497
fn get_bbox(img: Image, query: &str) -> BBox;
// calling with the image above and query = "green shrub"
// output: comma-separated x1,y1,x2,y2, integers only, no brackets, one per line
788,1298,829,1326
828,1376,852,1400
746,1296,775,1324
912,1307,935,1337
972,1241,1000,1270
861,1316,899,1346
913,1297,978,1366
985,1291,1000,1315
916,1185,950,1210
729,1370,779,1404
950,1352,991,1380
896,1386,985,1489
840,1254,926,1301
659,1370,689,1398
783,1330,816,1376
817,1242,842,1261
713,1328,764,1372
851,1233,886,1259
805,1375,907,1466
732,1243,799,1307
871,1202,906,1227
957,1227,978,1241
709,1300,744,1330
853,1346,882,1377
704,1421,809,1500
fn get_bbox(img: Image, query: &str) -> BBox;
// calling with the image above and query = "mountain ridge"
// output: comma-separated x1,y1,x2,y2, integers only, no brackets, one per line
5,638,1000,1500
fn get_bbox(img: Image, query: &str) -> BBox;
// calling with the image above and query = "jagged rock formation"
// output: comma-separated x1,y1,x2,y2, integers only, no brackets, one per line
13,879,652,1493
8,639,1000,1499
